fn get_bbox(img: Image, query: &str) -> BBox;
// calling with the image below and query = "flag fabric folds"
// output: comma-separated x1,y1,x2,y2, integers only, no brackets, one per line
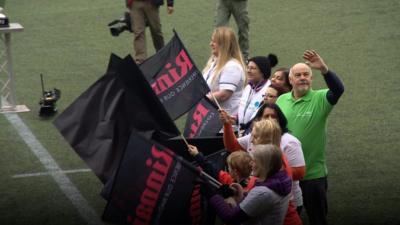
139,31,210,120
54,31,228,224
183,97,223,138
102,130,205,225
54,54,180,183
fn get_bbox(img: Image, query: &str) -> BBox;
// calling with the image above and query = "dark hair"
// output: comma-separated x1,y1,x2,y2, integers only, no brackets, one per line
253,103,288,133
268,83,285,97
274,67,292,91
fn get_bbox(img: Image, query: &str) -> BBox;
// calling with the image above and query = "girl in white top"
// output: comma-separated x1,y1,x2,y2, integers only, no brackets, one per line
238,54,278,133
203,27,246,116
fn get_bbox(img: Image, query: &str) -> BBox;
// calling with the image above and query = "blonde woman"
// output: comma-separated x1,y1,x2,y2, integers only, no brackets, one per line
207,144,291,225
220,112,304,225
203,27,246,116
220,115,282,153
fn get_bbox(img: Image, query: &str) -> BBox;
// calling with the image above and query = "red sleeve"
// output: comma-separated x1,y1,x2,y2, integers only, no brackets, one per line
244,176,258,192
223,123,245,152
291,166,306,181
282,154,293,178
283,201,303,225
218,171,233,185
126,0,133,8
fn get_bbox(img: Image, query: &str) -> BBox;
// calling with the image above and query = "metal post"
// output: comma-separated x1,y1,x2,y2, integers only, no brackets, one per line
0,23,29,113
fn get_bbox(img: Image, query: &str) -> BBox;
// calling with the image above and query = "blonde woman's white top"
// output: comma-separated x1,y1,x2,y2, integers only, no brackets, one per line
204,59,245,116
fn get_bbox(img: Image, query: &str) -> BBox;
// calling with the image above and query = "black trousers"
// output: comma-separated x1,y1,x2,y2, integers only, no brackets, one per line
300,177,328,225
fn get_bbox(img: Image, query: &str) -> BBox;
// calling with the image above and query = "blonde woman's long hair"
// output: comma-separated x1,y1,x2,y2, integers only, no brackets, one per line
251,119,282,146
202,27,246,87
252,144,283,180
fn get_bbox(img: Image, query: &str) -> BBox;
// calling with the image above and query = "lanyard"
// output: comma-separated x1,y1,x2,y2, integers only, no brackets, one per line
241,80,266,123
242,88,254,122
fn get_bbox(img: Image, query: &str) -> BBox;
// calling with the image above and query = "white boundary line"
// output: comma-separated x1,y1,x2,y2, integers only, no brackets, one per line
12,168,92,178
4,113,104,225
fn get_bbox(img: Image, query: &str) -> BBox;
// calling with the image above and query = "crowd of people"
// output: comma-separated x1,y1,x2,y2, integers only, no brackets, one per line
192,27,344,225
125,1,344,224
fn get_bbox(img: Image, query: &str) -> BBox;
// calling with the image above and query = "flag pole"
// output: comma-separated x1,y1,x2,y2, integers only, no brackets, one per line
175,155,221,188
200,171,222,187
180,134,190,147
210,93,222,110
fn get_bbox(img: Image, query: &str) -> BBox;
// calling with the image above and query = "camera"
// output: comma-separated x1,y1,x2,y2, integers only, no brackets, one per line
38,74,60,117
108,12,132,37
39,88,61,117
0,8,10,28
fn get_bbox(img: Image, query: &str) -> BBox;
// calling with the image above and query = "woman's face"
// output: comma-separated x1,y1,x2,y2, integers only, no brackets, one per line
263,87,279,104
261,108,277,120
210,34,219,57
246,61,263,83
271,71,287,88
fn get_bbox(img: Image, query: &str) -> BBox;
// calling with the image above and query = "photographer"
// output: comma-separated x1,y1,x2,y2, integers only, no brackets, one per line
126,0,174,64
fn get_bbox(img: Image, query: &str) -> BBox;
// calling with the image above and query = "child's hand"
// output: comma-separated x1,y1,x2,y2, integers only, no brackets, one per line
230,183,244,203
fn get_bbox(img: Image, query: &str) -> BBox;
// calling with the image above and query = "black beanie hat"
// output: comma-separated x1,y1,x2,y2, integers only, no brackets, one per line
248,54,278,79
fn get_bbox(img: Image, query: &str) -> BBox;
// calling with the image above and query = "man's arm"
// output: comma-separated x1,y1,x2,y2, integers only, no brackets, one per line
323,70,344,105
303,50,344,105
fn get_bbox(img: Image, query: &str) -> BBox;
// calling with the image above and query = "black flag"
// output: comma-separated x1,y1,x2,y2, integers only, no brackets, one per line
183,97,223,138
54,54,180,183
102,130,206,225
140,31,210,120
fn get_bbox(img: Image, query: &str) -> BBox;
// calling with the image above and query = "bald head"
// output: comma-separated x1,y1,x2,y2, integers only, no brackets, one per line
289,63,312,78
289,63,313,99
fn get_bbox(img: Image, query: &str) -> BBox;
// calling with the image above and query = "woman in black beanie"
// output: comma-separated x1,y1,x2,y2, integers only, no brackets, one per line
237,53,278,136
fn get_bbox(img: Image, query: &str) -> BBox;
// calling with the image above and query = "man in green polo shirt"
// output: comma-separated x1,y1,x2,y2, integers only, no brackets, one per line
276,50,344,225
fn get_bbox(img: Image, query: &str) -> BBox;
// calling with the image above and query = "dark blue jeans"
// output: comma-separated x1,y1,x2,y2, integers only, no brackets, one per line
300,177,328,225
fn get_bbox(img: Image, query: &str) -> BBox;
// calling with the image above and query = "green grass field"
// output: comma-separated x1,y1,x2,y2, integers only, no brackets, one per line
1,0,400,224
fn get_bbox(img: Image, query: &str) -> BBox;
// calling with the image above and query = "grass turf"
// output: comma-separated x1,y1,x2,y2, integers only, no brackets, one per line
1,0,399,224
